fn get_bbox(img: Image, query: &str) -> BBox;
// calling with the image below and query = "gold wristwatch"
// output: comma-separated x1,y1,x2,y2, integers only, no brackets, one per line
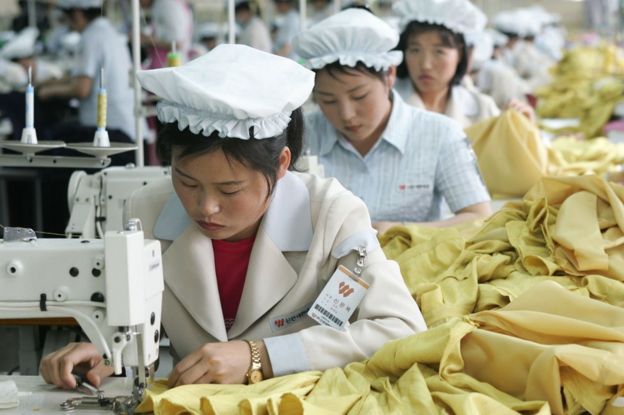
245,340,263,384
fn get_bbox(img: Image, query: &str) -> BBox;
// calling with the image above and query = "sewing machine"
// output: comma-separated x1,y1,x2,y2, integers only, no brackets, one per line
65,166,171,238
0,220,163,414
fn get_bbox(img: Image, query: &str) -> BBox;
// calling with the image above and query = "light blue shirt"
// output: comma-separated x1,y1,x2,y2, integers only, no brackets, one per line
304,91,490,222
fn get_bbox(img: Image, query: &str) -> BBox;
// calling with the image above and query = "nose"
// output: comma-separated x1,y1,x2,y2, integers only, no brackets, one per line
420,52,433,70
198,192,220,217
338,100,356,123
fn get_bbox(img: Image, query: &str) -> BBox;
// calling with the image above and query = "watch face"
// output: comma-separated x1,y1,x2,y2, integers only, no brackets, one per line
249,369,263,384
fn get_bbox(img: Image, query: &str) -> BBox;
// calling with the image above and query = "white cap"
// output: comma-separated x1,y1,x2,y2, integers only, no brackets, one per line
136,44,314,139
393,0,486,35
292,8,402,71
464,30,493,69
0,27,38,60
57,0,103,9
486,28,508,47
197,22,221,39
493,10,540,38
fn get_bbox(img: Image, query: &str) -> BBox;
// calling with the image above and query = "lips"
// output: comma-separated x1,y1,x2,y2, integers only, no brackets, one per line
345,125,361,133
197,220,224,232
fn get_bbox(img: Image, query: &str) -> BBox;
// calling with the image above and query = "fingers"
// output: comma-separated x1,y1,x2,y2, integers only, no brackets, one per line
169,360,210,387
168,350,203,387
39,343,101,390
167,341,251,387
85,361,114,387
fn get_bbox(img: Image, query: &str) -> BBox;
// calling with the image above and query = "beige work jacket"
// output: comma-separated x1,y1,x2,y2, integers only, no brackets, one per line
127,171,426,376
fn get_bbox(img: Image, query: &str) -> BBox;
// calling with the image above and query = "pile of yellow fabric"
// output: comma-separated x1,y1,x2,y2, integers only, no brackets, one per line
548,136,624,177
137,176,624,415
533,43,624,138
465,110,624,198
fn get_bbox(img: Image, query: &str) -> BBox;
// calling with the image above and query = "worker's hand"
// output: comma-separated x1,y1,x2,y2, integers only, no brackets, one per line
168,340,251,386
39,342,113,389
506,99,535,123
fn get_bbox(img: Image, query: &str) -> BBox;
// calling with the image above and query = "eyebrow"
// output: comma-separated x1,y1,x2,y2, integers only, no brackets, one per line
408,40,447,48
174,167,244,185
315,84,368,96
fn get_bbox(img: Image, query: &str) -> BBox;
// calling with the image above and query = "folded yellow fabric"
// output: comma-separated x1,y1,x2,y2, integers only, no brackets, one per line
465,109,549,199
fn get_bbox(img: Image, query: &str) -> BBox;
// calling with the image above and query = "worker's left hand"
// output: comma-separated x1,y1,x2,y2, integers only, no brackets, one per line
167,340,250,386
506,99,535,123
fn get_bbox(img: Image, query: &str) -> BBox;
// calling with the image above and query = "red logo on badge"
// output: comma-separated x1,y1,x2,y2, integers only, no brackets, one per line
275,318,284,328
338,281,354,297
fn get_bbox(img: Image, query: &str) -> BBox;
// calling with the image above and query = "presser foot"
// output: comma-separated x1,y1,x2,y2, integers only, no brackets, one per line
59,394,140,414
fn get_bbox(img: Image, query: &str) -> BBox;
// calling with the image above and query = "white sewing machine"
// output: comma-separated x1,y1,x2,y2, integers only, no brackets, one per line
65,166,171,238
0,220,163,413
65,157,324,239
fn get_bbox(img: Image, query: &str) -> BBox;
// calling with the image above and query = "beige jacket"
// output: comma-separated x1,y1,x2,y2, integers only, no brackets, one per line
395,79,500,128
127,171,426,376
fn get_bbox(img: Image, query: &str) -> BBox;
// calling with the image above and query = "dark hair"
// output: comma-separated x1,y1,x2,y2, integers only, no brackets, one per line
157,108,303,196
316,61,387,82
395,20,468,86
341,3,373,13
62,7,101,22
235,1,251,13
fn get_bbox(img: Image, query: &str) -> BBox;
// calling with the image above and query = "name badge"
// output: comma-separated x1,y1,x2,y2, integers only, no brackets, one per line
307,265,369,331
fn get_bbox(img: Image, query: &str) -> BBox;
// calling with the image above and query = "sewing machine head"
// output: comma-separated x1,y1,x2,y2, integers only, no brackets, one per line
0,219,163,413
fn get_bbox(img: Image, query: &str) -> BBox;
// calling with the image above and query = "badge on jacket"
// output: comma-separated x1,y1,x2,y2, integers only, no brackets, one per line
307,265,369,331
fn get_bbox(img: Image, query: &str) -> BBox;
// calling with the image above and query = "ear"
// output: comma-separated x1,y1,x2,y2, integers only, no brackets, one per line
386,65,397,91
276,146,291,180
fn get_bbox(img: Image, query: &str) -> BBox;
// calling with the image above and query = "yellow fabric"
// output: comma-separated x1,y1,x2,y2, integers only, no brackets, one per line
138,176,624,415
465,109,549,198
139,282,624,415
465,110,624,198
534,43,624,138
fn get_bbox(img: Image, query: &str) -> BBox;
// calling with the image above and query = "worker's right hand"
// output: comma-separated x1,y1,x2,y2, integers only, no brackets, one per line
39,342,113,389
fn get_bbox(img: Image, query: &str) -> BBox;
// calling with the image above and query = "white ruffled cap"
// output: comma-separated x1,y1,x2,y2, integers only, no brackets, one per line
57,0,103,8
487,28,508,47
292,8,403,71
197,22,221,39
493,10,541,38
136,44,314,139
0,27,38,60
464,30,493,69
393,0,486,35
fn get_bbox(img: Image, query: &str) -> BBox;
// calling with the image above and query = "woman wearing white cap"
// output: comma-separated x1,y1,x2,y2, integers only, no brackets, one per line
39,44,426,388
294,9,491,234
392,0,501,128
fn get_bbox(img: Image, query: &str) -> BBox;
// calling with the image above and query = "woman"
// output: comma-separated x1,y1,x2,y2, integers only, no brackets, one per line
39,44,426,388
393,0,504,128
294,9,491,234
